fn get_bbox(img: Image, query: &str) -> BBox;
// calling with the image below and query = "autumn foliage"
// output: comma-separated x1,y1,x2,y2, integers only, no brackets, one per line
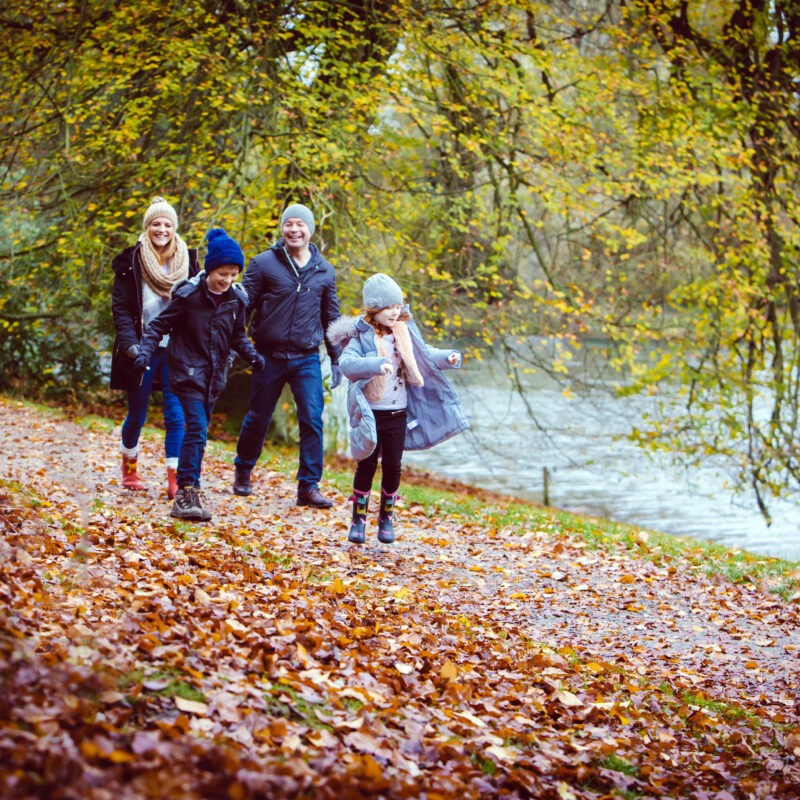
2,399,799,798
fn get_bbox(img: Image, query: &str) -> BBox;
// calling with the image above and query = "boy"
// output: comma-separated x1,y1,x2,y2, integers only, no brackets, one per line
136,228,264,521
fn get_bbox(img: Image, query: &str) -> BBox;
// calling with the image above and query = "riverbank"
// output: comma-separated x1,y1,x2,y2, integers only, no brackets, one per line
2,396,799,798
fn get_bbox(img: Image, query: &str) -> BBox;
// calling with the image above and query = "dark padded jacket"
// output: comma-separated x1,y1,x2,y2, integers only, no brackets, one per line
138,274,259,404
242,239,341,362
110,242,200,392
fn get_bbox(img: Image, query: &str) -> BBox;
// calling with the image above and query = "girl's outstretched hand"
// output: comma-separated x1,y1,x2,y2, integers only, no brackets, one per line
447,352,460,366
380,362,394,375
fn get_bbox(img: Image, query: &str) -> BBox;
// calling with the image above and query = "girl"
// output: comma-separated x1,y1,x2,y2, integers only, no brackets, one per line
110,197,200,498
327,273,469,544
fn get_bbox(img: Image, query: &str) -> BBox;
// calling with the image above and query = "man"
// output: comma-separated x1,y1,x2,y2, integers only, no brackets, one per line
233,203,342,508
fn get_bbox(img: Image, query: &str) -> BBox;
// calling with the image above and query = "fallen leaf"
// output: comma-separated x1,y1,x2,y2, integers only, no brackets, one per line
174,696,208,715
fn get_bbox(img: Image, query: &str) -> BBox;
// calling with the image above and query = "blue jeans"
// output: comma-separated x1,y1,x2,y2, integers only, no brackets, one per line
235,352,324,488
176,395,215,487
121,348,184,460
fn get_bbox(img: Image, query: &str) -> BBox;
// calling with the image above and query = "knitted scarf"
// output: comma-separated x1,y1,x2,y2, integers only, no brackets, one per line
136,232,190,298
363,321,424,403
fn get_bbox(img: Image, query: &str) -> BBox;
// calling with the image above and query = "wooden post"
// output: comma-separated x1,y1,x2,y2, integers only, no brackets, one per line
543,467,550,506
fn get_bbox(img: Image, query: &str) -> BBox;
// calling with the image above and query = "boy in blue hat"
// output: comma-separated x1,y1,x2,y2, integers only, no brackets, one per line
136,228,264,521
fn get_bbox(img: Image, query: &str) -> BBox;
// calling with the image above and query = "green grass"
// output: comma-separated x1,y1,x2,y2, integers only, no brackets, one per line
470,752,497,775
596,754,638,776
263,683,333,731
681,690,756,724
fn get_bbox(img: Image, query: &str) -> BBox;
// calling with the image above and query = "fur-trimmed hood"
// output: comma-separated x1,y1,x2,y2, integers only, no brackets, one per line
326,315,360,348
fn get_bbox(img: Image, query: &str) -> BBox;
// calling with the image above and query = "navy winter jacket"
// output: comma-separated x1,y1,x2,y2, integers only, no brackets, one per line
241,239,341,362
138,274,259,404
110,242,200,391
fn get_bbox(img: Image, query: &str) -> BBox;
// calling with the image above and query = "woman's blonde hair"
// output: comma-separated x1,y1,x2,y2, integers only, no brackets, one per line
364,306,410,336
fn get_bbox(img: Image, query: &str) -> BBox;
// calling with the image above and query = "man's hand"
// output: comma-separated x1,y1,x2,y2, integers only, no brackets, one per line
126,343,140,358
250,354,266,373
133,353,149,373
331,364,343,389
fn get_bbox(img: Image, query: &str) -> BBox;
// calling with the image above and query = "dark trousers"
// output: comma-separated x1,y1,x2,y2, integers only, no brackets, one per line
235,352,324,488
176,395,215,488
121,348,184,459
354,409,406,495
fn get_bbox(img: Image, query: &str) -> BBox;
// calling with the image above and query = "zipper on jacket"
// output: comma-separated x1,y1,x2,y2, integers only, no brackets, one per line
281,245,303,293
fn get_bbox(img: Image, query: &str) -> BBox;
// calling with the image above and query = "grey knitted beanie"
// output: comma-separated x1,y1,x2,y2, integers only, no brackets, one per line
363,273,404,310
280,203,315,236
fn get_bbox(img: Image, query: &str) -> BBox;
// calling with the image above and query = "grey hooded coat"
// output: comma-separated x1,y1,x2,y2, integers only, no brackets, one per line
327,309,470,461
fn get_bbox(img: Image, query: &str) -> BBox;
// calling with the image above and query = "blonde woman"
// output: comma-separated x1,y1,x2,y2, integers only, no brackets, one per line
110,197,199,497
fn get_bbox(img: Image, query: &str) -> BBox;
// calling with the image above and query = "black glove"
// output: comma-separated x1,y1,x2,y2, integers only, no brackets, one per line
133,353,149,372
125,343,140,358
331,364,343,389
250,354,266,372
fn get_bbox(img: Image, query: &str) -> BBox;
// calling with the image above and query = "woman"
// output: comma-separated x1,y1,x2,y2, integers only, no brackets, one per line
110,196,199,498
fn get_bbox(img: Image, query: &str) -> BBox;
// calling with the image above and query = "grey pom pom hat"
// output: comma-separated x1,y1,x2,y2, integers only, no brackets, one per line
363,273,404,310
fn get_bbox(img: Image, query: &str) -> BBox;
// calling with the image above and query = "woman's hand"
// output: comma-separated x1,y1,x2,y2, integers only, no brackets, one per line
447,352,460,366
380,362,394,375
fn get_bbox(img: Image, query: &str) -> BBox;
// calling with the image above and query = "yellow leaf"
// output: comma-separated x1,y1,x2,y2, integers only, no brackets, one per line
620,575,636,584
440,659,458,681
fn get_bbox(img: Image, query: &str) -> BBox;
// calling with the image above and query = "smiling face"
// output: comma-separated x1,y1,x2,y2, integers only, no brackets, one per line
206,264,239,294
373,304,403,329
147,217,174,251
282,217,311,251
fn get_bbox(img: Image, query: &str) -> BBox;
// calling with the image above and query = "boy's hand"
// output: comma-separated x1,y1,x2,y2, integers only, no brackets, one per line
380,363,394,375
447,352,460,366
250,354,266,372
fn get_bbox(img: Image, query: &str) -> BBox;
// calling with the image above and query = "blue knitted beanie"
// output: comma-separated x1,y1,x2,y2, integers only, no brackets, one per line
280,203,315,236
204,228,244,273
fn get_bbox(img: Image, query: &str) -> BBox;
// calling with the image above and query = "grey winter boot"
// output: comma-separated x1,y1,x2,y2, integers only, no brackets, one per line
170,486,211,522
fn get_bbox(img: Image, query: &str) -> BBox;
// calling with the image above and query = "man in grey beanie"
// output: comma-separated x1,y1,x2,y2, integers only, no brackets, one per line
233,203,342,508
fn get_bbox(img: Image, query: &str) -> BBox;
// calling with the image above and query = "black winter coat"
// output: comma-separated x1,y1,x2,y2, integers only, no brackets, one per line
242,240,341,362
110,242,200,392
138,274,259,404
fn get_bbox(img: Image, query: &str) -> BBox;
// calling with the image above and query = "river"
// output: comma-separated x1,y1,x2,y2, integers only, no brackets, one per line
329,343,800,561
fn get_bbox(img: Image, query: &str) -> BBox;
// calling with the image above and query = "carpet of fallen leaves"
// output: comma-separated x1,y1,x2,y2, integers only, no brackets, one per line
1,397,799,800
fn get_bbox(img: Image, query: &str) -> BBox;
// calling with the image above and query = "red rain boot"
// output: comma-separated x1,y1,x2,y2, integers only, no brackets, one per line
121,455,144,490
167,467,178,500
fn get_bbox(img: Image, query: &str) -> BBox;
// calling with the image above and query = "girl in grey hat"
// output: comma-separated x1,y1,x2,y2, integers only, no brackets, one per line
327,273,469,544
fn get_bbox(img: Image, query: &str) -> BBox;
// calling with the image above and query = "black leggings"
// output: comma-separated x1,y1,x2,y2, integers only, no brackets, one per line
354,409,406,495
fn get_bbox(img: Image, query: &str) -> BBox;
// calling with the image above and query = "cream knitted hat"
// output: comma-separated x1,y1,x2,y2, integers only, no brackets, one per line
143,196,179,231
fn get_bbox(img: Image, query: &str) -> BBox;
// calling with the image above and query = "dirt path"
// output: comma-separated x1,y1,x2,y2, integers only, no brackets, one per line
3,399,797,713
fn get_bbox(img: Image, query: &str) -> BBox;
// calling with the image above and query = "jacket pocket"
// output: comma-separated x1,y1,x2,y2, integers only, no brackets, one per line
169,361,209,395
